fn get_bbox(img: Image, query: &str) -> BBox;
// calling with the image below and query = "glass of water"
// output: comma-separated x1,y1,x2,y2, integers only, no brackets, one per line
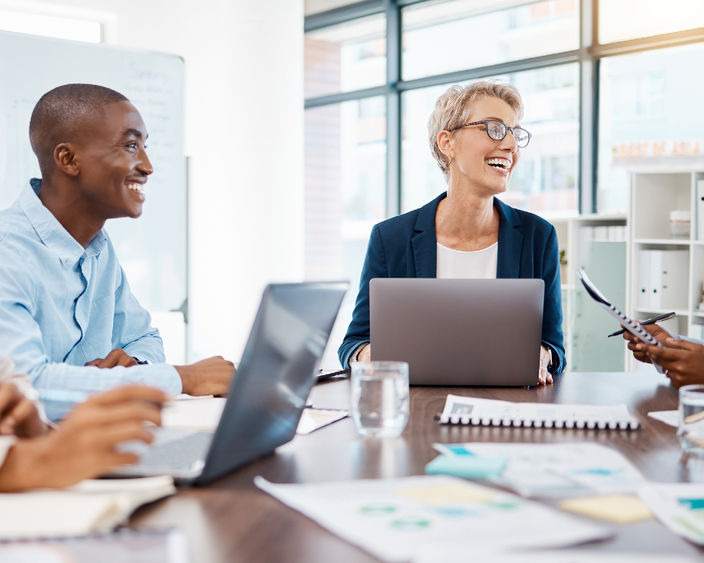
351,361,409,438
679,384,704,457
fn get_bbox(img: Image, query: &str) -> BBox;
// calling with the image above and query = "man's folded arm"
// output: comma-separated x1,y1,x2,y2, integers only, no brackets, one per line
111,265,167,364
0,286,182,411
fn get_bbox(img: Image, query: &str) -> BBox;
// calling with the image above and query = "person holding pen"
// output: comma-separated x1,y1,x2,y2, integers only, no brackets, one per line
0,356,166,491
338,81,565,385
623,322,704,387
0,84,234,419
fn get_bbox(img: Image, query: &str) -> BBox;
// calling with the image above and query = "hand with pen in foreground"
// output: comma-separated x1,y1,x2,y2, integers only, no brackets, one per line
623,324,704,387
0,384,167,492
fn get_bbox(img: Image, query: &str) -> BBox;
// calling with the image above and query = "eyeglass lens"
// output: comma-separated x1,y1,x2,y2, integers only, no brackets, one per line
486,120,529,147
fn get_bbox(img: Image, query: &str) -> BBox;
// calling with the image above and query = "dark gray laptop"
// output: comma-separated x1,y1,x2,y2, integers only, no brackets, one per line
113,281,348,485
370,278,544,386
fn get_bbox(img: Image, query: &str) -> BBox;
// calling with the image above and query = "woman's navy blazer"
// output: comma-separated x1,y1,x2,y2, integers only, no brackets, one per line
338,192,566,374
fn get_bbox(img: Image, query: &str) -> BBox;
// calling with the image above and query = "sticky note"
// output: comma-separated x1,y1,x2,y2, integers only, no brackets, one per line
559,495,653,523
424,455,507,481
394,481,494,504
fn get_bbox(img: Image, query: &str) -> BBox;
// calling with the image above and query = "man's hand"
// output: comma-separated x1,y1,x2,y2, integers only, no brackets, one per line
641,337,704,388
538,345,553,385
175,356,235,396
85,348,138,368
0,385,168,491
622,323,670,364
0,382,47,438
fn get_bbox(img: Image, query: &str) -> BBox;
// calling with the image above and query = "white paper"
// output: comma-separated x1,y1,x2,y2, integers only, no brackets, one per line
256,475,611,562
648,410,678,428
163,397,346,435
639,483,704,546
433,442,646,498
415,547,698,563
162,396,225,429
0,476,175,539
296,409,348,435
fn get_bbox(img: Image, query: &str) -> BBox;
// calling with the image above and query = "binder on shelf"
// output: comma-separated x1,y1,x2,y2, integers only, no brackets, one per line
648,249,688,310
637,249,651,309
697,179,704,241
437,395,640,430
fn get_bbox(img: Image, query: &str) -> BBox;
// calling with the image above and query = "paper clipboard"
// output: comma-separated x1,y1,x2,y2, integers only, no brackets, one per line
578,268,666,373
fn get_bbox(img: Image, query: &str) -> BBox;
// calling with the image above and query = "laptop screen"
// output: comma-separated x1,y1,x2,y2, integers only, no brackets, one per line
197,282,348,483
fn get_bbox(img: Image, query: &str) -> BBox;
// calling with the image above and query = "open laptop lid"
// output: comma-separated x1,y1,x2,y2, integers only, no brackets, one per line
195,281,348,484
370,278,543,387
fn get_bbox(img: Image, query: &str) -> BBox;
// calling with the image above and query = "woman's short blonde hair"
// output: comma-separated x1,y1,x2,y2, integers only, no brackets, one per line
428,80,524,177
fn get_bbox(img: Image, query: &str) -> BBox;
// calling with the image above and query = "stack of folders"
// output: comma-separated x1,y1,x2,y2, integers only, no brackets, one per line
438,395,640,430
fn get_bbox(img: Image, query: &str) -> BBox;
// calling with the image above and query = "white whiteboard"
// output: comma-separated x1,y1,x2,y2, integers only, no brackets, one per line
0,30,186,316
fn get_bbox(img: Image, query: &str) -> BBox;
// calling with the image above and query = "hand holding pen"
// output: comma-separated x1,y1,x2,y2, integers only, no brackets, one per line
607,312,676,337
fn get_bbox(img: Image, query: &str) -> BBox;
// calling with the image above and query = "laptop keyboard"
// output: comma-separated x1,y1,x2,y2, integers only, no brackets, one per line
135,430,213,471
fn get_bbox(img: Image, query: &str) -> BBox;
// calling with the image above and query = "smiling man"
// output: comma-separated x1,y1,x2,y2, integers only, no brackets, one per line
0,84,233,416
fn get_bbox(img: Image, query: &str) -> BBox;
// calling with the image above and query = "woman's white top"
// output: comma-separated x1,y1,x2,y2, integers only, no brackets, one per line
436,242,498,279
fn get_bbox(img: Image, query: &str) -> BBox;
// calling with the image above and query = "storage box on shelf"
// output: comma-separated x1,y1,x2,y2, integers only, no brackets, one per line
628,171,704,369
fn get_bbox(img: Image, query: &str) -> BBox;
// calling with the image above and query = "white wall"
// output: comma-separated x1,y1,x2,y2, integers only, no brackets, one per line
0,0,305,362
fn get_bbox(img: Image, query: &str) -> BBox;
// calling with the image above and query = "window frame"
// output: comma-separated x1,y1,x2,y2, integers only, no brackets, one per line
304,0,704,217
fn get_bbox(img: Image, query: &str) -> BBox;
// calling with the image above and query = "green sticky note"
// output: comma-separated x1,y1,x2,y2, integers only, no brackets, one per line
425,454,506,479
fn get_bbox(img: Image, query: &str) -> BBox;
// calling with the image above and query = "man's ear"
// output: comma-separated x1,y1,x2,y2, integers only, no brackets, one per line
53,143,80,176
436,130,454,162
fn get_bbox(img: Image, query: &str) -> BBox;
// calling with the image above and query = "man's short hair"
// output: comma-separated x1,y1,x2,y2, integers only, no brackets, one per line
29,84,129,173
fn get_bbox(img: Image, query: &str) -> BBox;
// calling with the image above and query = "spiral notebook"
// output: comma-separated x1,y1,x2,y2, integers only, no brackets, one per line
438,395,640,430
578,268,663,349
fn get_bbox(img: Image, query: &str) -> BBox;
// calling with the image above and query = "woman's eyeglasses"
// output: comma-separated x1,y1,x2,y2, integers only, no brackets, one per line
450,119,531,148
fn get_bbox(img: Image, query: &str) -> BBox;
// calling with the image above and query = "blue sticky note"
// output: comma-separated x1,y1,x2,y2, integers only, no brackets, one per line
425,454,507,479
678,498,704,510
444,444,475,456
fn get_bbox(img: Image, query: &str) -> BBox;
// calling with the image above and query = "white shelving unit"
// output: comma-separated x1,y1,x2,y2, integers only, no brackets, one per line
627,171,704,369
551,214,627,372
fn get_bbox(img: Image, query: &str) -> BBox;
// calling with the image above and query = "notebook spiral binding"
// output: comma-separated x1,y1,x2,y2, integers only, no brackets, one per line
439,413,640,430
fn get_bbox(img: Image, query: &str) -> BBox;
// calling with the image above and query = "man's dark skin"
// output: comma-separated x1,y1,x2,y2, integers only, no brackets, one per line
623,324,704,387
32,91,234,395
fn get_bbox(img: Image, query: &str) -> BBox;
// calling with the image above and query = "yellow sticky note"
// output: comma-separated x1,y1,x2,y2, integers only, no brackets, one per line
395,482,494,505
559,495,653,523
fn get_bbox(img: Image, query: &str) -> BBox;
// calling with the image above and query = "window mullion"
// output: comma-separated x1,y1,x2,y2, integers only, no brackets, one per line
386,0,401,217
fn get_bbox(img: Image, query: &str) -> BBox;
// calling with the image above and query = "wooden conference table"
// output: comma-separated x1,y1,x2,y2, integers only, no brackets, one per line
132,371,704,561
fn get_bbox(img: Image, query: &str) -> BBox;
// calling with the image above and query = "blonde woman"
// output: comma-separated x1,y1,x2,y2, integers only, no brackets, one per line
339,81,564,384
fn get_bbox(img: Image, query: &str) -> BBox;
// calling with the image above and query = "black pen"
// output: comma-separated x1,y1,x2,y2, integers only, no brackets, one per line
607,312,676,337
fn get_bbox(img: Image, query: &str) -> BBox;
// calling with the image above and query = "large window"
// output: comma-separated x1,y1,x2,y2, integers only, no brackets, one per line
304,98,386,282
305,14,386,99
305,0,704,277
598,43,704,213
402,0,579,81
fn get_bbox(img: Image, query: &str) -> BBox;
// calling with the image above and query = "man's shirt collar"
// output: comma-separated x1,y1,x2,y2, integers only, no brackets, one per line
20,179,107,268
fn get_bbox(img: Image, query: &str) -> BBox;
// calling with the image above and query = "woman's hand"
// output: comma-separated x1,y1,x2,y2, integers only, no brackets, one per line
0,385,167,491
538,346,553,385
351,343,371,363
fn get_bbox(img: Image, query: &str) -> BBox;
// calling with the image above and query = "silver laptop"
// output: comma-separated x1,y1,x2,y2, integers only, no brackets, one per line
370,278,544,386
112,281,348,485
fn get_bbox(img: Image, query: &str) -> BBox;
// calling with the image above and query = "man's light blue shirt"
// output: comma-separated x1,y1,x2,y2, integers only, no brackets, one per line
0,180,182,412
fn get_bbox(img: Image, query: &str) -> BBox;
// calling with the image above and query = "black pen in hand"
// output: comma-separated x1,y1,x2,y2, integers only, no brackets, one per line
607,311,676,337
